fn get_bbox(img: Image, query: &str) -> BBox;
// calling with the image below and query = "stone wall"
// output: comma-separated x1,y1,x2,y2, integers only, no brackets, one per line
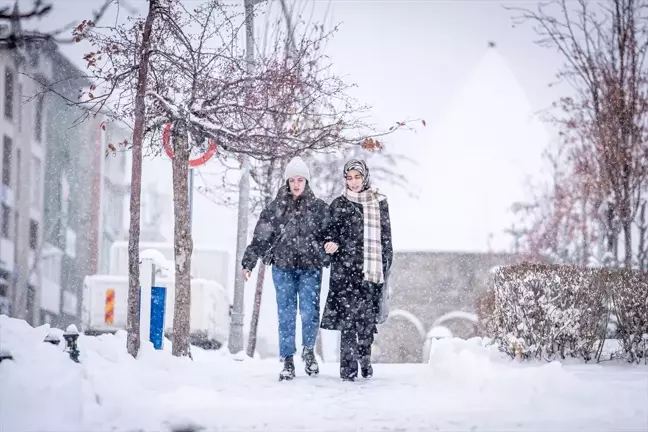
372,251,519,363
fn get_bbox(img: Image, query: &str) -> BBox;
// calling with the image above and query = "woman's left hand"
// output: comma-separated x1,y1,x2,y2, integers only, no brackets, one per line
324,242,339,254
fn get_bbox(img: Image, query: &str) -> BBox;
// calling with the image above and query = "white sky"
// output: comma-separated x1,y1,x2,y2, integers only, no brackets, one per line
26,0,571,353
30,0,567,252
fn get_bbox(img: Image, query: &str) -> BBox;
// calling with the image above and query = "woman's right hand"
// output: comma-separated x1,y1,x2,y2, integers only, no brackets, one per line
324,242,339,254
242,269,252,281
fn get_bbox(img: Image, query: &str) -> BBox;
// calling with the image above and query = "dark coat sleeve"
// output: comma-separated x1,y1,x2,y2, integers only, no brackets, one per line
316,199,331,242
381,200,393,274
325,197,344,244
241,205,276,271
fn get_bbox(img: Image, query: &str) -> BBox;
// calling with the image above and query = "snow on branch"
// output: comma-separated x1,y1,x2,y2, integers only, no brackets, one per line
0,0,117,50
506,0,648,269
67,0,422,162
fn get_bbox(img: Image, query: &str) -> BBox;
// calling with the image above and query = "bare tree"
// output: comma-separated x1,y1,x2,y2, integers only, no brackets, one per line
507,0,648,268
0,0,116,50
141,1,419,356
68,0,160,357
36,0,420,357
509,139,605,265
13,0,157,357
123,0,158,357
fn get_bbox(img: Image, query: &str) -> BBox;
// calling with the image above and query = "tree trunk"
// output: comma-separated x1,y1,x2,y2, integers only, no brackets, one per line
126,0,157,358
246,264,265,358
171,122,193,357
637,201,646,269
605,202,618,267
623,215,633,269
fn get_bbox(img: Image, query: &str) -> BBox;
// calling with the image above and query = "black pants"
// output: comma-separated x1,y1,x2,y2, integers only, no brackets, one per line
339,282,381,379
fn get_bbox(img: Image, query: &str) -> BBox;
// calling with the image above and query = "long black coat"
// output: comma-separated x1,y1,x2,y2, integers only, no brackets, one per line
320,195,393,331
242,185,330,271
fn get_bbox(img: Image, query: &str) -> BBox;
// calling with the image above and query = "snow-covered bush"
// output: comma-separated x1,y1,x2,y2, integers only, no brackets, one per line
475,287,495,336
607,270,648,363
489,264,608,362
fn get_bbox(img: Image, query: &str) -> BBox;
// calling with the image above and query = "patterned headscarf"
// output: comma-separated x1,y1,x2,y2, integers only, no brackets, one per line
343,159,371,191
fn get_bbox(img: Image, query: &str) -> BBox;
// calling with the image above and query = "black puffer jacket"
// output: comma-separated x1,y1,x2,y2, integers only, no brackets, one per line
242,185,330,271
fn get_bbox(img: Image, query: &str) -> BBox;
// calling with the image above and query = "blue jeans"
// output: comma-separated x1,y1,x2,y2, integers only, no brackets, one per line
272,267,323,358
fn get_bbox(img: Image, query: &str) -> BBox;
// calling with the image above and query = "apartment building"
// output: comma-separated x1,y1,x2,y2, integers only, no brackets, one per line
40,46,128,328
0,42,51,324
97,122,130,275
0,14,128,327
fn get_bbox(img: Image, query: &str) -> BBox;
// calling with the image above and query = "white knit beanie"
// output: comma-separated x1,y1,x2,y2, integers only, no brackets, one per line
284,157,311,182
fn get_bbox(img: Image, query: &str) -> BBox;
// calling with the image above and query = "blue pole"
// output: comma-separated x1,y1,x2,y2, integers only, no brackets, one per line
149,286,167,350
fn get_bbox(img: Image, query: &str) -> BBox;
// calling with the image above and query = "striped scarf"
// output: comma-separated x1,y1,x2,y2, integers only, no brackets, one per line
345,187,386,284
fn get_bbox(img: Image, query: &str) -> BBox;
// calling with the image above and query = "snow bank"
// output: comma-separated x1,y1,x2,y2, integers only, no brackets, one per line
1,315,646,432
0,314,243,432
427,337,579,396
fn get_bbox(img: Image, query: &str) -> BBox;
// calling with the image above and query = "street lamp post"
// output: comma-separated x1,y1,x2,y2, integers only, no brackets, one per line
228,0,261,355
227,0,300,355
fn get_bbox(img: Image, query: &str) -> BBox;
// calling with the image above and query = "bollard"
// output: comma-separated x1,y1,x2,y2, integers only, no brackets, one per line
105,288,115,324
139,250,172,350
63,325,80,363
44,332,61,346
149,286,167,350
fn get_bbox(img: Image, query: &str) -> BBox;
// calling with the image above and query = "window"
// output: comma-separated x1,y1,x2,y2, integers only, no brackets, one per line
31,156,41,210
34,96,44,143
4,67,14,120
65,229,76,258
1,204,10,238
29,219,38,250
42,249,62,284
2,135,11,187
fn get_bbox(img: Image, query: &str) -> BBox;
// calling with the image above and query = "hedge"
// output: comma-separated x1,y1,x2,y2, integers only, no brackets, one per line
484,263,647,363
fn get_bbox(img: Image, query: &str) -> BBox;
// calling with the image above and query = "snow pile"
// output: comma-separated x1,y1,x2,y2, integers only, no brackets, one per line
426,337,647,429
427,337,577,390
0,314,235,432
1,314,647,432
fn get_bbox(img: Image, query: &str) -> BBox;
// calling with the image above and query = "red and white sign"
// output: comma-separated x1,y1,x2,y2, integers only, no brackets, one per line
162,122,217,168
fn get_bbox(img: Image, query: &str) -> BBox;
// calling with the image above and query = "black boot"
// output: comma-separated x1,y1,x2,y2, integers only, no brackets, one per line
360,356,373,379
279,356,295,381
302,347,319,376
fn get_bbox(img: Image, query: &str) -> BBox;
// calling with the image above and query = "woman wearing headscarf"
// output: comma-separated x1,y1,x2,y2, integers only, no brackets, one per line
321,159,393,381
242,157,329,381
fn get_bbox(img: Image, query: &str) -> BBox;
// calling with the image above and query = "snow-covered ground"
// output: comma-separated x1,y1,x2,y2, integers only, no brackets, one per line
1,315,647,432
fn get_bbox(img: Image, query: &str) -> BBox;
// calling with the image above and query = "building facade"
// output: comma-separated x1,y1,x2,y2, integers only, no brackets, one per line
0,40,51,324
0,19,128,328
40,46,128,328
97,122,129,275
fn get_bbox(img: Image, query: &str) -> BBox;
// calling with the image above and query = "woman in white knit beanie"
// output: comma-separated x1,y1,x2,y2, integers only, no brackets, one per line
241,156,329,381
